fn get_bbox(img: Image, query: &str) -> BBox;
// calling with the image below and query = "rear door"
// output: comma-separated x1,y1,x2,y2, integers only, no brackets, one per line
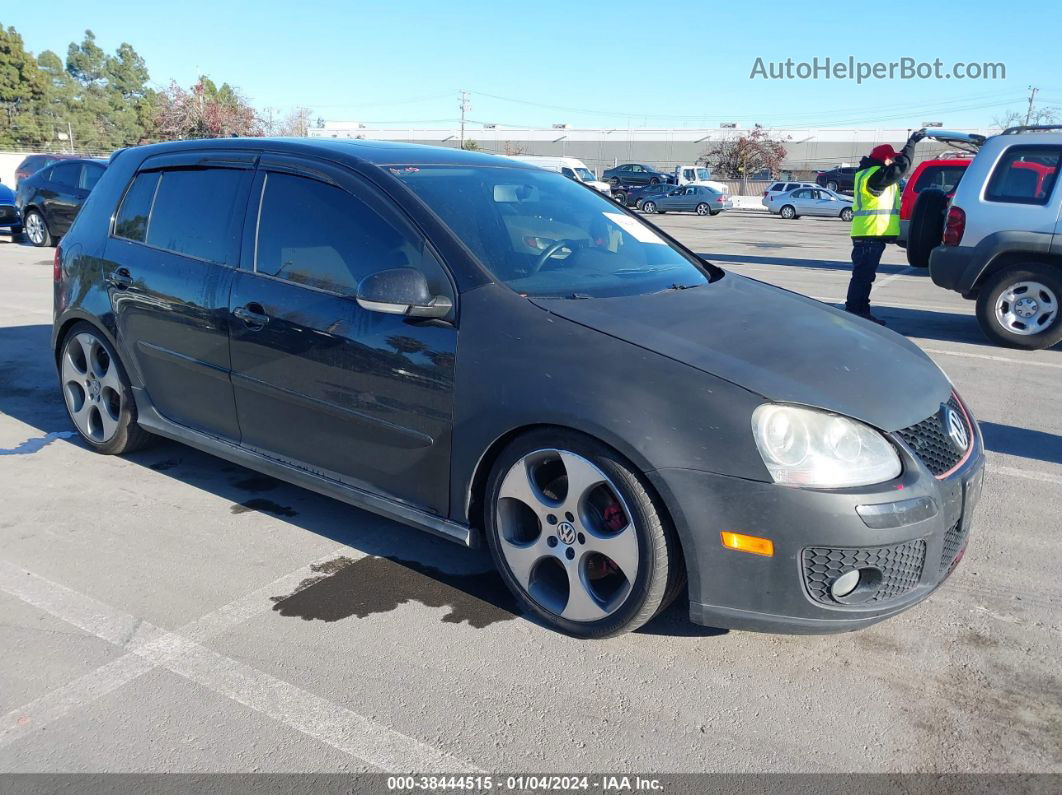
226,156,458,515
107,151,255,440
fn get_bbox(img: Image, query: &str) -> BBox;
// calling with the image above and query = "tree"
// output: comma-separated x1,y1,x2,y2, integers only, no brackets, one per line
503,140,526,155
700,128,789,192
461,138,481,151
153,77,261,140
262,106,312,137
993,106,1059,130
0,24,50,147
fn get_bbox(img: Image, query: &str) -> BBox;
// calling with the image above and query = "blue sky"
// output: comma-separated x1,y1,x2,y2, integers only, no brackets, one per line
10,0,1060,129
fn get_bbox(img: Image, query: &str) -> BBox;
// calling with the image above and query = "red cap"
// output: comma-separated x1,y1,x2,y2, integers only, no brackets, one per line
870,144,898,162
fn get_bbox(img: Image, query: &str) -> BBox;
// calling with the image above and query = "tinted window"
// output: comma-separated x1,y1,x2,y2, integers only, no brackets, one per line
985,146,1061,205
769,183,785,191
114,172,160,243
255,172,422,295
561,167,576,178
146,168,249,264
80,164,104,190
395,165,709,298
51,163,82,188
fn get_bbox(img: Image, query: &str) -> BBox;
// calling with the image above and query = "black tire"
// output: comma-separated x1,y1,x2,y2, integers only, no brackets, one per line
826,180,839,192
840,207,853,222
709,210,719,216
975,265,1062,350
642,201,657,214
484,428,683,638
24,209,52,247
780,204,797,220
613,191,628,207
695,203,710,216
906,188,948,268
649,176,660,185
59,322,153,454
609,177,620,187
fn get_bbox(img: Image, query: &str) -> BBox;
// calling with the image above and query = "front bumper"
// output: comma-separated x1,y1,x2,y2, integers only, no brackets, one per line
647,428,985,634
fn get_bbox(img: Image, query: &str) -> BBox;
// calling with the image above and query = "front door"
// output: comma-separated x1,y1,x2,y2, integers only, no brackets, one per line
107,152,255,440
227,158,458,515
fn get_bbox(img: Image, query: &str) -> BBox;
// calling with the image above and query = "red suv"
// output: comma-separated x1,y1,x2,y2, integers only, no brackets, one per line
899,155,972,266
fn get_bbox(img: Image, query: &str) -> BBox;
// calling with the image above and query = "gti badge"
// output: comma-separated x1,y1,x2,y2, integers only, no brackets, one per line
944,405,969,452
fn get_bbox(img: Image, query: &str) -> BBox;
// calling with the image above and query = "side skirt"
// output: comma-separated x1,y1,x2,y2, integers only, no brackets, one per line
132,388,476,548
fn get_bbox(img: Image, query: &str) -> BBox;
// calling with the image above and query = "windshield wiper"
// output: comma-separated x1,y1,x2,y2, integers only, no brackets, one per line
654,283,701,293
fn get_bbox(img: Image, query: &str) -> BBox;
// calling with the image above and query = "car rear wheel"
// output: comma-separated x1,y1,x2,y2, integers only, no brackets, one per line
826,180,839,192
906,189,948,268
695,203,710,216
840,207,853,222
24,210,51,247
642,201,657,214
780,205,797,219
649,177,660,185
976,266,1062,350
613,191,627,207
59,323,153,454
609,177,620,187
484,429,683,638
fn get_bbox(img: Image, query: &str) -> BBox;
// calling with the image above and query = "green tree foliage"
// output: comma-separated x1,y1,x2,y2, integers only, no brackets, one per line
0,24,50,147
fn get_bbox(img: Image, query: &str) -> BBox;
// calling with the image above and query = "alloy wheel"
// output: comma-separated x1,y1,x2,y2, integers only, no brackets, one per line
495,449,639,623
61,332,124,443
994,281,1058,336
643,201,656,213
781,205,795,219
696,203,709,215
26,212,46,245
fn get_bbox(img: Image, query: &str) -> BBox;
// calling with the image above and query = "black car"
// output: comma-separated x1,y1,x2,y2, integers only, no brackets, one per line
53,138,984,638
815,166,858,193
14,153,78,187
621,182,676,209
16,158,107,247
602,163,674,187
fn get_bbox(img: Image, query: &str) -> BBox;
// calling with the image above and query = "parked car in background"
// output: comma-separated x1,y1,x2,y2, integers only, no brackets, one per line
15,158,107,247
504,155,611,194
53,137,983,637
816,166,858,193
620,182,678,209
671,164,729,194
899,155,973,266
761,181,818,206
14,153,78,187
766,187,854,221
0,178,22,239
929,126,1062,350
602,163,674,187
640,185,732,215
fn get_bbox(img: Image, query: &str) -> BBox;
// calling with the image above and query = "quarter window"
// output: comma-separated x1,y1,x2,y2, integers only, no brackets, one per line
254,172,424,296
114,172,160,243
81,164,105,190
985,146,1061,205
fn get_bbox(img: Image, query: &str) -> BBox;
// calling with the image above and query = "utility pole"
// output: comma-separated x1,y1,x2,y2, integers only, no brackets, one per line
1025,86,1039,126
459,90,470,150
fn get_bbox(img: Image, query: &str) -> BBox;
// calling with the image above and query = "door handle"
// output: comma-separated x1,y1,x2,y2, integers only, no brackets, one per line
233,304,269,328
107,268,133,289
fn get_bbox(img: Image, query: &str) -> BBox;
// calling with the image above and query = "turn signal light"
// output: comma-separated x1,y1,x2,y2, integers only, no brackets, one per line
720,531,774,557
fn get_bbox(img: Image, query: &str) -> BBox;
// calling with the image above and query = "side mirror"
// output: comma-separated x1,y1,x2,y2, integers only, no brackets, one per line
356,268,452,319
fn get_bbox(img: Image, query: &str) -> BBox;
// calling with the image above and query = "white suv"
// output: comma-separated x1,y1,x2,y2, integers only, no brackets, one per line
929,126,1062,350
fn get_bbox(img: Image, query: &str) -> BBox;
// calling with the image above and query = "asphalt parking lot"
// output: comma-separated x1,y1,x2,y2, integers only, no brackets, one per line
1,209,1060,774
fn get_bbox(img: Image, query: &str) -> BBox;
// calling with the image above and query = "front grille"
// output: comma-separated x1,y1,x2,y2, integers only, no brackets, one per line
802,539,926,605
939,520,967,573
896,396,969,476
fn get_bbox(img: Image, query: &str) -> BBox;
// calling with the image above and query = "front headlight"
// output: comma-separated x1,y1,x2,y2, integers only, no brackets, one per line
751,404,901,488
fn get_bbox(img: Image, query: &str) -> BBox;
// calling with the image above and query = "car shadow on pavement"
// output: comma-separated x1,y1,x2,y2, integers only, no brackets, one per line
0,323,717,638
867,305,988,346
979,421,1062,466
701,252,921,276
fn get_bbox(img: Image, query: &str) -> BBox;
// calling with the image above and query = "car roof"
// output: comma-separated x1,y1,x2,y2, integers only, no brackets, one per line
120,137,536,170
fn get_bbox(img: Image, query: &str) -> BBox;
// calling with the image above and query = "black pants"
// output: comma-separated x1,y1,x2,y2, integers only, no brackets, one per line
845,238,887,315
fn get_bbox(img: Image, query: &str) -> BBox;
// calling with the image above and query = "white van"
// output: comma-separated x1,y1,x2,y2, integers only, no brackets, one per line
672,164,729,194
504,155,612,194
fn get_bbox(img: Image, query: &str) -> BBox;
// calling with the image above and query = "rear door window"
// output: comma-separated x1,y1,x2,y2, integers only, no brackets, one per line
254,172,428,296
145,168,250,264
985,146,1061,205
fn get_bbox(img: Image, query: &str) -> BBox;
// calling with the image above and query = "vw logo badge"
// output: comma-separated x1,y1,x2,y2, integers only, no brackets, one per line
557,521,577,545
944,406,969,452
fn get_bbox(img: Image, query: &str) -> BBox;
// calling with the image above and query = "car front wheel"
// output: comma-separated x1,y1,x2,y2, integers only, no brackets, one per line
976,265,1062,350
642,201,657,214
826,180,839,192
840,207,853,222
24,209,52,247
484,429,683,638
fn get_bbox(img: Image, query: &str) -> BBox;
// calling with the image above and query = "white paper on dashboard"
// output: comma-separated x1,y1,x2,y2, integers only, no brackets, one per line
602,212,667,245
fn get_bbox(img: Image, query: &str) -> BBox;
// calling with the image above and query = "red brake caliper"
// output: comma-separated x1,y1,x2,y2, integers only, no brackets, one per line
588,502,626,580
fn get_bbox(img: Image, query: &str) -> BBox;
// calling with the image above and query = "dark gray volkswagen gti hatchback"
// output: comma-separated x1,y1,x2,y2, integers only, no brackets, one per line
53,139,984,637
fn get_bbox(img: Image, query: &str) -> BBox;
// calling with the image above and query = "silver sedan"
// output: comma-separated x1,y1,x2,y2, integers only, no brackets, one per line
766,187,854,221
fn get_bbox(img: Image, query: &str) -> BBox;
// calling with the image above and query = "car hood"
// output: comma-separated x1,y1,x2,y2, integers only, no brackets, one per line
530,274,950,432
0,183,14,204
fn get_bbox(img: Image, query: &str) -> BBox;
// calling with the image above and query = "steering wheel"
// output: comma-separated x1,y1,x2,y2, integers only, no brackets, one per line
531,239,583,274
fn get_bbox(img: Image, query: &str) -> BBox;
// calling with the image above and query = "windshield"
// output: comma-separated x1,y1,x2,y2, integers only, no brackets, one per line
392,165,711,298
574,167,597,182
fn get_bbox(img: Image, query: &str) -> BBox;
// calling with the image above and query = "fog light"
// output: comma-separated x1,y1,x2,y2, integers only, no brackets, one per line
830,570,861,599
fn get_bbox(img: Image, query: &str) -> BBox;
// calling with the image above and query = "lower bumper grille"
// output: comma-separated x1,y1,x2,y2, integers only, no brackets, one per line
939,520,967,573
802,539,926,606
0,206,16,222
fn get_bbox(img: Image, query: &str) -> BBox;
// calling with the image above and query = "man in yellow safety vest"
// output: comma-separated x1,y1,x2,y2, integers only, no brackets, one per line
844,129,927,325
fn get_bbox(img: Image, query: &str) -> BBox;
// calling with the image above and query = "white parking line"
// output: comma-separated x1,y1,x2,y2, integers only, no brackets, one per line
0,556,480,772
990,464,1062,486
921,348,1062,370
